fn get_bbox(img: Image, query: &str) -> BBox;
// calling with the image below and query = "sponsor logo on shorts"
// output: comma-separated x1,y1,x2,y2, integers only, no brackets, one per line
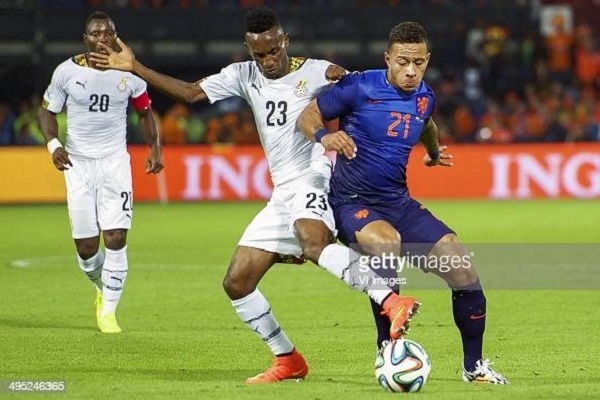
354,209,369,219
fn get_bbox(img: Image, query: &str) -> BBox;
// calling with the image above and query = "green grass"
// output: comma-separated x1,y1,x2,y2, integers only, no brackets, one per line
0,201,599,399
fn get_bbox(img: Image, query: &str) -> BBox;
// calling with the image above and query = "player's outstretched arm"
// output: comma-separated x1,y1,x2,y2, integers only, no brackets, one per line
38,108,72,171
420,118,453,167
90,38,207,104
325,64,347,81
298,99,356,159
138,106,163,174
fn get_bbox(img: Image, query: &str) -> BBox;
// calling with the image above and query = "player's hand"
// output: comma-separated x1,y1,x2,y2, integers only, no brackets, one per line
423,145,453,167
89,37,135,71
51,147,72,171
145,150,164,174
325,64,347,81
321,131,357,159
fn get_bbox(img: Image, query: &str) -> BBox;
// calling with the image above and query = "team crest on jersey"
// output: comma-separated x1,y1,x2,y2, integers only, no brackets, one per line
117,77,128,92
294,79,308,97
417,96,429,118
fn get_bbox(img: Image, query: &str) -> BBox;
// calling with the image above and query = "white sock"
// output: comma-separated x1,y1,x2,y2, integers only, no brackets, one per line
101,246,128,316
317,243,393,305
77,250,105,290
232,289,294,356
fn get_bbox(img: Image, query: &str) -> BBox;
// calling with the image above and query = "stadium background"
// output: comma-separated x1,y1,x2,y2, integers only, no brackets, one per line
1,1,599,399
0,0,599,203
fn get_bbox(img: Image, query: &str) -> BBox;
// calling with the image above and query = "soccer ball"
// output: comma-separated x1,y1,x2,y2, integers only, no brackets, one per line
374,339,432,393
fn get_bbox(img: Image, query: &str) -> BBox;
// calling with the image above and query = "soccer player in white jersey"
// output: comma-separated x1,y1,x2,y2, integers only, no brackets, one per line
39,11,163,334
90,7,418,383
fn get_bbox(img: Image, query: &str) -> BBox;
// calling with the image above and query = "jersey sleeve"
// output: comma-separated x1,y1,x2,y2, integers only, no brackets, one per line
422,83,437,122
427,94,436,120
42,63,68,113
199,63,246,104
130,75,148,99
316,72,361,121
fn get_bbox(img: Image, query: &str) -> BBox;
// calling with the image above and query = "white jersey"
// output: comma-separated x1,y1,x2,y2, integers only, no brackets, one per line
43,54,147,159
200,58,334,187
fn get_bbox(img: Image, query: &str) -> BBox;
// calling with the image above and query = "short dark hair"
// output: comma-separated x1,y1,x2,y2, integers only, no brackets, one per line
85,11,114,32
245,7,280,34
388,22,429,50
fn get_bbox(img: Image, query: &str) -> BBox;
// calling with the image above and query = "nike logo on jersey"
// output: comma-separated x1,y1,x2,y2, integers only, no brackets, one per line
311,210,325,217
367,99,383,104
125,214,132,219
76,81,87,90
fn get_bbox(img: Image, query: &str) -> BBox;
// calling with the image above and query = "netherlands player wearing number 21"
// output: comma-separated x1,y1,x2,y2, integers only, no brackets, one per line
298,21,509,384
39,11,163,334
90,7,420,384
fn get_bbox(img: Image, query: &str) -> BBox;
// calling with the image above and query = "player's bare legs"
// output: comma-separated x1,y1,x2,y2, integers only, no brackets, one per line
95,229,128,333
427,233,478,287
294,218,416,340
222,246,277,300
427,233,508,384
223,246,308,384
292,219,332,263
353,220,421,341
74,236,103,289
74,236,105,326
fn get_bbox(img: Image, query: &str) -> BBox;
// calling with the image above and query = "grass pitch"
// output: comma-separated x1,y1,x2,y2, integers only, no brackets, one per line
0,200,599,399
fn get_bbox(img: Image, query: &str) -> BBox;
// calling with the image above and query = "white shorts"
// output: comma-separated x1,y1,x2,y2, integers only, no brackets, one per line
64,152,133,239
238,164,336,257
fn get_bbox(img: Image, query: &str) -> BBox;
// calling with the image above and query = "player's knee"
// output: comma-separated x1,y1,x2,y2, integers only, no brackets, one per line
435,233,479,287
75,239,99,260
446,264,479,288
222,269,254,300
103,230,127,250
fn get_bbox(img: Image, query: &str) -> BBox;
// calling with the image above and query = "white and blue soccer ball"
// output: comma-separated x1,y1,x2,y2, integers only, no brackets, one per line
374,339,432,393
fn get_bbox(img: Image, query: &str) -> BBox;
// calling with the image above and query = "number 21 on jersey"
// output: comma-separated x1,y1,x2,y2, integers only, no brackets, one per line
387,112,411,138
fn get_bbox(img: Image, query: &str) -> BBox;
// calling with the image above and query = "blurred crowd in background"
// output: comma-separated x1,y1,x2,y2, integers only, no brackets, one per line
0,0,598,146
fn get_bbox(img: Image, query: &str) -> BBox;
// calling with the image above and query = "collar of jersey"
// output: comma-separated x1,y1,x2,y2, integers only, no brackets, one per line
72,54,89,68
290,57,306,72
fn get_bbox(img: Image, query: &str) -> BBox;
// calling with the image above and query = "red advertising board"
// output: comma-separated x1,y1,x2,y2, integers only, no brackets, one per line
2,143,599,203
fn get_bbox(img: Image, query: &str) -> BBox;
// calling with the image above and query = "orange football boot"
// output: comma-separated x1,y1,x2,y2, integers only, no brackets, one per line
246,349,309,384
381,294,421,340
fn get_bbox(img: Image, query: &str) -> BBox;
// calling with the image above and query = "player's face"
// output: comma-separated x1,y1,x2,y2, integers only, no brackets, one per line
84,19,117,55
245,26,290,79
385,42,430,92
